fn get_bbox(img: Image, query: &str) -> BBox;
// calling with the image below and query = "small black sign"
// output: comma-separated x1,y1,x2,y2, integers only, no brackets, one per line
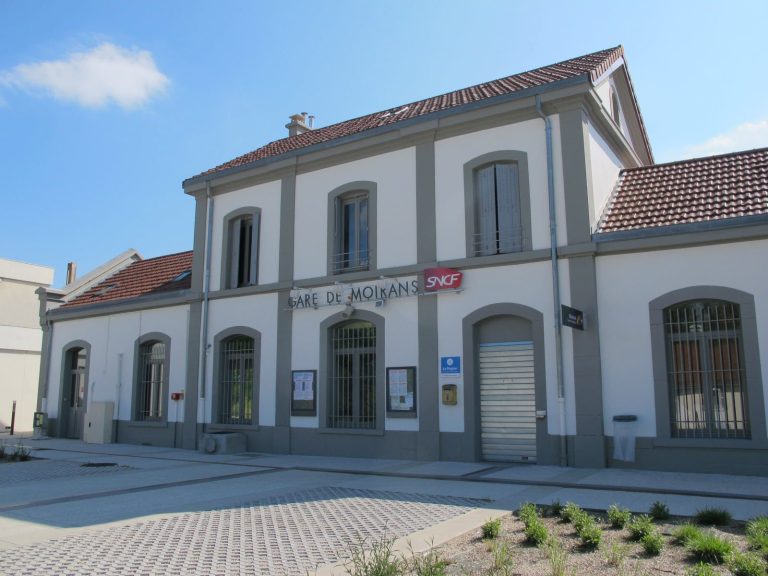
561,305,584,330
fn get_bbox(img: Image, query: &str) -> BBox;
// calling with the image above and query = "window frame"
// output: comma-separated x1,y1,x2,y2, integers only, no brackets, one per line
212,326,261,428
132,332,171,423
463,151,532,258
327,181,377,276
649,286,767,447
221,207,261,289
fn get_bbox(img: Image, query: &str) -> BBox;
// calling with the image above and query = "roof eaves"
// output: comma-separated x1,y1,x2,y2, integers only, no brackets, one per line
594,213,768,243
183,74,591,189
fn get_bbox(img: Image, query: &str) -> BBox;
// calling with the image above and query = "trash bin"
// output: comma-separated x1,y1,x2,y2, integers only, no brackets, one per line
612,414,637,462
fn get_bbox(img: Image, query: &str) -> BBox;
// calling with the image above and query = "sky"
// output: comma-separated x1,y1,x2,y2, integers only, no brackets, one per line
2,1,767,288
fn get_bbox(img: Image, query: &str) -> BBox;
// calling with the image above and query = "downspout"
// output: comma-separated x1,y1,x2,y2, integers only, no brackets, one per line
197,182,214,411
536,95,568,467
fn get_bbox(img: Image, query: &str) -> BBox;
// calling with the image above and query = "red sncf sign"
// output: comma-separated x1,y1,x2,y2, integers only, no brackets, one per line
424,267,463,292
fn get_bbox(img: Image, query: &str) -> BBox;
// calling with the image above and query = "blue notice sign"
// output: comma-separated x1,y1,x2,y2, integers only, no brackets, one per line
440,356,461,375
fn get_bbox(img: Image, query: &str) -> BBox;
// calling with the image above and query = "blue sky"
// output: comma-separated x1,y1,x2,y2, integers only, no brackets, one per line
2,1,767,287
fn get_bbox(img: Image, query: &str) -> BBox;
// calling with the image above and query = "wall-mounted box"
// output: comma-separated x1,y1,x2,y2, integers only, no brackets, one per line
442,383,458,405
84,401,114,444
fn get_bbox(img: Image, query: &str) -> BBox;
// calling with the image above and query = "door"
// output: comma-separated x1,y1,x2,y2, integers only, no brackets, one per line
479,341,536,462
64,347,88,439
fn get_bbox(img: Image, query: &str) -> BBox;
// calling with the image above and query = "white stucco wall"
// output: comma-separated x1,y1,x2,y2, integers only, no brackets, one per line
45,305,190,423
209,179,282,291
597,240,768,438
293,148,417,280
587,122,624,229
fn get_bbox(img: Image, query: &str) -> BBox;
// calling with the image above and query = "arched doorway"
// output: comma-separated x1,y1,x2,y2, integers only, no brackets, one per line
61,344,89,439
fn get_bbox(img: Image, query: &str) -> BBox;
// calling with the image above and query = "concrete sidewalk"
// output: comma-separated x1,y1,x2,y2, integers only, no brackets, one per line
0,436,766,575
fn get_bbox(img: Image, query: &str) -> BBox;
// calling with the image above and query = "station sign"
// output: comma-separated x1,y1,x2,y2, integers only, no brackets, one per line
424,267,463,292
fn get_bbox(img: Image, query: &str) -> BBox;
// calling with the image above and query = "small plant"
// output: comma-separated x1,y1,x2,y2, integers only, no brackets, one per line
13,443,31,462
571,509,592,534
561,502,582,523
481,517,502,540
517,502,538,525
641,529,664,556
686,562,716,576
695,507,732,526
686,531,735,563
627,515,655,541
672,523,703,546
345,533,403,576
746,516,768,558
489,540,515,576
524,517,549,547
603,541,631,569
545,500,564,518
545,536,569,576
726,550,768,576
406,540,448,576
0,441,6,459
579,522,603,550
649,501,670,521
607,504,632,529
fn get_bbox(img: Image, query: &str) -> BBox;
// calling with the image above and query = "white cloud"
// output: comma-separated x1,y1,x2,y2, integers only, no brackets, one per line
0,43,170,109
683,119,768,158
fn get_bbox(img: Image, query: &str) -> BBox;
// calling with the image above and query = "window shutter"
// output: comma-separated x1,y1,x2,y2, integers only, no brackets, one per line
495,163,522,252
250,212,259,285
229,219,241,288
474,165,496,256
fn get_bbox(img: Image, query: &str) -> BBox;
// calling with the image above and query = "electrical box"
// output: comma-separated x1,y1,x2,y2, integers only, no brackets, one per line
171,391,184,401
84,401,114,444
441,384,458,405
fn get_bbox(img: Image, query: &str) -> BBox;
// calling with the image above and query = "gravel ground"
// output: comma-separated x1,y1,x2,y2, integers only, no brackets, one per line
431,512,752,576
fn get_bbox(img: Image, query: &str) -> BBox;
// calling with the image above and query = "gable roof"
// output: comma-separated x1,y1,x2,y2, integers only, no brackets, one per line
597,147,768,234
189,46,635,183
62,251,193,309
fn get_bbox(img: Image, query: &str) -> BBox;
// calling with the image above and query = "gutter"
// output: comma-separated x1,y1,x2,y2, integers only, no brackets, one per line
197,182,214,402
535,95,568,468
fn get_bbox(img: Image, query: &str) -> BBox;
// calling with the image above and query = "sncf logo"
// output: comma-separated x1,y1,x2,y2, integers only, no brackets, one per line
423,267,463,292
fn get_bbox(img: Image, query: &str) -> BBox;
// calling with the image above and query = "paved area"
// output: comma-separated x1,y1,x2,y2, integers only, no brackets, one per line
0,435,766,575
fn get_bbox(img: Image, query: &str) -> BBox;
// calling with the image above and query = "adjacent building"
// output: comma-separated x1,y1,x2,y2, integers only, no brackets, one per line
37,46,768,475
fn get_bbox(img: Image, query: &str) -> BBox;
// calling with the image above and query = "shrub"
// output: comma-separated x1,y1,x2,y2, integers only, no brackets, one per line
571,510,593,535
686,562,716,576
649,501,670,521
579,523,603,550
627,515,655,541
746,516,768,558
726,551,767,576
524,518,549,547
561,502,583,524
686,531,735,563
641,529,664,556
481,518,502,540
545,536,569,576
14,443,31,462
695,507,732,527
517,502,538,526
345,533,403,576
0,442,6,459
489,540,515,576
672,523,704,546
545,500,564,518
603,541,632,569
607,504,632,529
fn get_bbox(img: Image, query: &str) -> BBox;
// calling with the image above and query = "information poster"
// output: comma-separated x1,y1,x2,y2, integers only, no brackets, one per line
386,366,416,417
291,370,316,416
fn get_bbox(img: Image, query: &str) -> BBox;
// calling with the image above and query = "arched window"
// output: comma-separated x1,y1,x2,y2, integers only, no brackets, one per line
135,340,167,421
327,181,377,275
610,88,622,128
222,208,260,289
218,335,256,425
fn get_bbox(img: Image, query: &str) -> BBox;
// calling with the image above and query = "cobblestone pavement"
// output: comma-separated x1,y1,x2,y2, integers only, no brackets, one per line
0,459,131,485
0,486,484,576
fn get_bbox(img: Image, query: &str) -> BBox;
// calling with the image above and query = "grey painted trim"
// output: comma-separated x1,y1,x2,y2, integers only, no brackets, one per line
462,151,532,258
191,192,208,292
131,332,171,423
115,419,179,448
649,286,767,446
183,302,202,449
559,107,593,244
461,303,548,462
278,173,296,283
326,181,378,276
183,75,591,190
416,139,436,263
291,427,419,459
219,207,262,290
57,339,91,439
417,293,439,459
211,326,262,427
595,214,768,244
581,91,644,169
46,292,196,322
319,309,385,433
275,289,293,432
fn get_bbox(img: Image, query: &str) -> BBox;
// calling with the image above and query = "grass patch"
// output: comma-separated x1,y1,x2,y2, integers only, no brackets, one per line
672,523,704,546
481,517,502,540
686,562,717,576
685,531,735,563
695,507,732,527
641,529,664,556
746,516,768,558
627,514,655,541
607,504,632,529
345,533,403,576
726,550,768,576
649,501,670,521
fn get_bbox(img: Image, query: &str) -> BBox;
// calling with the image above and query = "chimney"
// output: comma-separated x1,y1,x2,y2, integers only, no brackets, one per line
286,112,313,137
66,262,77,285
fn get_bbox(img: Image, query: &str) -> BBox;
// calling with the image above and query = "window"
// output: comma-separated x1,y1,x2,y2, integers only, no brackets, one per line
327,320,377,429
223,209,260,289
218,335,256,425
135,340,167,422
464,151,531,258
327,181,377,275
610,87,622,127
664,300,749,439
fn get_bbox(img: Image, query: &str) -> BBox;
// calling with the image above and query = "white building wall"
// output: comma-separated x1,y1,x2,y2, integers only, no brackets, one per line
597,240,768,438
587,122,624,229
46,306,190,423
293,148,417,280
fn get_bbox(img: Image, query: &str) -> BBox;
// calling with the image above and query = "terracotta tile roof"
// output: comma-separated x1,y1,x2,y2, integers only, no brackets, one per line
597,147,768,234
195,46,625,179
62,251,193,308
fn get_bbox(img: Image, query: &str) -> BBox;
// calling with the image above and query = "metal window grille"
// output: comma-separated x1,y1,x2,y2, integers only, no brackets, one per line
333,193,370,273
327,321,376,429
136,341,165,421
474,162,523,256
219,336,255,425
664,300,750,439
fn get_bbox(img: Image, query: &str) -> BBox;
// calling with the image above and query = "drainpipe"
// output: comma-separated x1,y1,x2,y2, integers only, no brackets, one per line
197,182,214,406
536,95,568,467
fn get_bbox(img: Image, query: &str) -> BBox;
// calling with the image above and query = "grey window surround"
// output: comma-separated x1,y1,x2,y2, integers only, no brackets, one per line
221,207,261,290
463,151,532,258
58,340,91,438
131,332,171,423
211,326,261,428
650,286,766,447
326,181,377,276
319,309,385,436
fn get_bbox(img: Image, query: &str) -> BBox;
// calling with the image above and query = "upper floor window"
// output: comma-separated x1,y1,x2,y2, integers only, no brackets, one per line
327,182,377,275
610,88,622,128
464,151,531,258
135,340,167,422
223,209,260,289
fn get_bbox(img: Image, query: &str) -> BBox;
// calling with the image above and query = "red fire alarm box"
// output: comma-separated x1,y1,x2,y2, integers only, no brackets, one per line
171,392,184,401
